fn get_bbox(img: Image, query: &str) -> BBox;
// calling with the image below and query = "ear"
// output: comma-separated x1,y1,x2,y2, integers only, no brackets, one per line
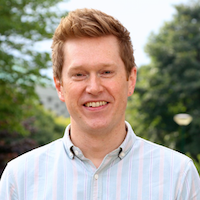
53,77,65,102
128,67,137,96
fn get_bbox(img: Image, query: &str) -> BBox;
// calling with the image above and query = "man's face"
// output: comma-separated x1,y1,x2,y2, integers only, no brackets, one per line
54,35,136,134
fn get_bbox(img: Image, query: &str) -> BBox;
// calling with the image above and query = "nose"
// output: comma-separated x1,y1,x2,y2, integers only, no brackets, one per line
86,74,103,95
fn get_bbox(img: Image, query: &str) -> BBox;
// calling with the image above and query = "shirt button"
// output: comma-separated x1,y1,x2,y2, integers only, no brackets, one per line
75,150,79,156
120,152,125,157
69,152,73,157
94,174,98,180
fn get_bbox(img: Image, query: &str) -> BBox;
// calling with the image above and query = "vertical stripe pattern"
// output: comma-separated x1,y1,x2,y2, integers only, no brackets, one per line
0,122,200,200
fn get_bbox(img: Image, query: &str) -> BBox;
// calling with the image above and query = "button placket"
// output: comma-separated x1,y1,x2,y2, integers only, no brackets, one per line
94,174,98,180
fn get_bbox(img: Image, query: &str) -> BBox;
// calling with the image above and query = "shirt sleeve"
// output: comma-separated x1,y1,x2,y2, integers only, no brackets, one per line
177,160,200,200
0,163,18,200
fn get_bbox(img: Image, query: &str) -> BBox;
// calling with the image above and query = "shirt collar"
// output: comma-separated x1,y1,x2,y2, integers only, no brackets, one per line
63,124,74,159
118,121,136,159
62,121,136,160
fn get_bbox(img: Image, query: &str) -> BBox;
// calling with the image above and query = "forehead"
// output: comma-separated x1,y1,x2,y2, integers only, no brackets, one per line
62,36,122,68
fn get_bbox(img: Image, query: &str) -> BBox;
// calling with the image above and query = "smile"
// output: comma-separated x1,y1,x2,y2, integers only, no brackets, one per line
84,101,108,107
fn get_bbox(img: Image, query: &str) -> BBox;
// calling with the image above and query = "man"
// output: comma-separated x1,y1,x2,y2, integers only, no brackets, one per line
0,8,200,200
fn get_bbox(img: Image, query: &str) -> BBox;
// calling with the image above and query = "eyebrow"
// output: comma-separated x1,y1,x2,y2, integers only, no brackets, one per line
68,62,117,70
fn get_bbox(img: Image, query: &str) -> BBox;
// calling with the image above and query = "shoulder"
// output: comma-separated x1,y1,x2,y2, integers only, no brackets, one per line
7,138,63,169
137,136,191,162
134,136,200,185
132,136,195,177
126,121,192,166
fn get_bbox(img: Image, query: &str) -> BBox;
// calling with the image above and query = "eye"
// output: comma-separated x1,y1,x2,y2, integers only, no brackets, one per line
100,70,114,77
72,72,87,80
103,71,111,74
76,73,84,77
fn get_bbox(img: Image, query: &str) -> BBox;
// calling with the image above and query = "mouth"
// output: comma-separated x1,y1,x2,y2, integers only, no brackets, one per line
84,101,108,108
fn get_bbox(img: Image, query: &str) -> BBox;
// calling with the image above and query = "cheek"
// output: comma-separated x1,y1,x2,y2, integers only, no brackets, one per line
106,82,129,104
63,80,75,95
109,80,129,94
63,82,83,103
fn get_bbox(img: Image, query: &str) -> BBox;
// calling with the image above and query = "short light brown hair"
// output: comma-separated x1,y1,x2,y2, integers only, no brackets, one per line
51,8,136,81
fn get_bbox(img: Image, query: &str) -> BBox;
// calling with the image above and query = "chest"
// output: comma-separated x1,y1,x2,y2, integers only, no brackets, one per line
17,158,180,200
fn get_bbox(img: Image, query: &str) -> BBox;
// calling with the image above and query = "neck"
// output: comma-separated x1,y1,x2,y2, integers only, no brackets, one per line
70,121,127,168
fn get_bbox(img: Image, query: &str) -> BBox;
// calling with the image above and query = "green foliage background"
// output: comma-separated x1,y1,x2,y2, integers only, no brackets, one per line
126,0,200,159
0,0,69,175
0,0,200,176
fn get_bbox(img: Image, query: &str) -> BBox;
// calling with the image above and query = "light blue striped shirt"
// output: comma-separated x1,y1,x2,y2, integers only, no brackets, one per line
0,122,200,199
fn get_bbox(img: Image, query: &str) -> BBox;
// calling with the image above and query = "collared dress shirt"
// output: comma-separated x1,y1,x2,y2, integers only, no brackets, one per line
0,122,200,200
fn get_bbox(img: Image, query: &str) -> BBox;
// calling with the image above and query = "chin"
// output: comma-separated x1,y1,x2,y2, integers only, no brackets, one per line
85,120,110,130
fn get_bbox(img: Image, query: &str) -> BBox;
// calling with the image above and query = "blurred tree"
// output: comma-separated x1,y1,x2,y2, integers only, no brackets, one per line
0,104,70,176
127,0,200,157
0,0,66,134
0,0,69,175
29,106,70,146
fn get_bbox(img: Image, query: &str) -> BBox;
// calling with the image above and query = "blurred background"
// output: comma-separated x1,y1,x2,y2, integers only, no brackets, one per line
0,0,200,176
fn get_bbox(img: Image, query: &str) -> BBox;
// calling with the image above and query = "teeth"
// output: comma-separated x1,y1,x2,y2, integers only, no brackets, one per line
85,101,107,107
